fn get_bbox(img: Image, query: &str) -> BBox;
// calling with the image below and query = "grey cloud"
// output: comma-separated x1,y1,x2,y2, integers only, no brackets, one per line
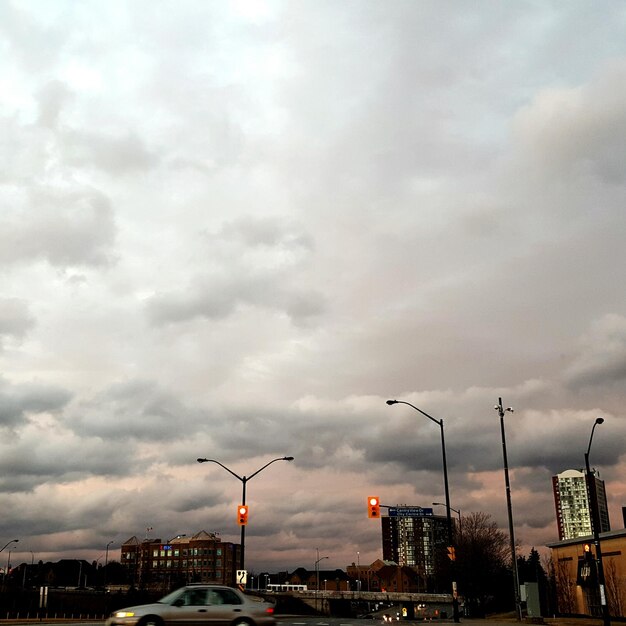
217,216,314,251
0,2,65,72
513,61,626,184
71,379,207,442
147,217,325,326
0,187,117,268
0,297,35,347
61,129,158,174
0,377,71,430
564,314,626,387
36,80,72,129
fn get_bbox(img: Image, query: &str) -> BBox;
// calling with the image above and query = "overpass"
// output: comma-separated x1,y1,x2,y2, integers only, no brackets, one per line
258,590,454,619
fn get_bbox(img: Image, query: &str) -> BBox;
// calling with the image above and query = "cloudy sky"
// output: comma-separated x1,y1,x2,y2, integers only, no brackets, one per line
2,0,626,575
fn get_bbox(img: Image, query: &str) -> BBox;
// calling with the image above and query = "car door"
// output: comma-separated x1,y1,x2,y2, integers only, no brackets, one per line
168,588,211,626
203,588,245,626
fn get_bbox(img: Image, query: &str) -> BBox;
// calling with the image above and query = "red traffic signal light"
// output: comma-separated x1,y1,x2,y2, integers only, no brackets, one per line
367,496,380,518
237,505,249,526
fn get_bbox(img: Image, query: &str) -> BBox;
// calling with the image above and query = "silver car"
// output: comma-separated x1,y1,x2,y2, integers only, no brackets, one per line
106,585,276,626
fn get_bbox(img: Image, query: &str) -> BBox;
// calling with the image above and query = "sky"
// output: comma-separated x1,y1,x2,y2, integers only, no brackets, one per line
1,0,626,576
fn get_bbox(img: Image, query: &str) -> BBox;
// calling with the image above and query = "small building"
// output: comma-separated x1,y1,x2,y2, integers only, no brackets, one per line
547,528,626,618
121,530,241,587
287,567,351,591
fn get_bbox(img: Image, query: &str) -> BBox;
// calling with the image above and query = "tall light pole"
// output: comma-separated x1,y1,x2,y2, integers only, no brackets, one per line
197,456,294,572
1,540,18,581
584,417,610,626
315,549,329,593
386,400,459,623
315,548,329,613
495,397,521,621
104,540,114,589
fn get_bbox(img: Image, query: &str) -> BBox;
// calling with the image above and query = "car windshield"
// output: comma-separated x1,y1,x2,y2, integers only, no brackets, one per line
158,588,186,605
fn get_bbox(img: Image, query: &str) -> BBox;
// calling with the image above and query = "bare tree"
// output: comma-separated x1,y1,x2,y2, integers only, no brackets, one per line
552,557,576,615
455,512,511,616
604,557,624,617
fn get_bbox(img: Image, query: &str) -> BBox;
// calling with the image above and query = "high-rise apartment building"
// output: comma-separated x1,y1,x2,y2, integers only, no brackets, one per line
552,469,610,540
381,506,449,592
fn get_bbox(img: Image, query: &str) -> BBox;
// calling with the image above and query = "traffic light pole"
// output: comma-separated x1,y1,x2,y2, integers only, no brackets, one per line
197,457,294,572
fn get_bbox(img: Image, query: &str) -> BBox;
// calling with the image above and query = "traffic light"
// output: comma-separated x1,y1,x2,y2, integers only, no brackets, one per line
367,496,380,518
237,505,249,526
447,546,456,561
583,543,593,562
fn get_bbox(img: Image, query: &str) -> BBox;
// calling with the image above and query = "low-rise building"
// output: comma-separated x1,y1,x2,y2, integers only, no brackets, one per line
121,530,241,588
547,528,626,618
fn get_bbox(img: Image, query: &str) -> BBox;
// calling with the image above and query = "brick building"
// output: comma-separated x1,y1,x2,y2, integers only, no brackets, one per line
121,530,241,587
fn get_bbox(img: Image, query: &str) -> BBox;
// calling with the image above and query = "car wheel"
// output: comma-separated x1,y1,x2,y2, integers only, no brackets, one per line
138,616,163,626
232,619,253,626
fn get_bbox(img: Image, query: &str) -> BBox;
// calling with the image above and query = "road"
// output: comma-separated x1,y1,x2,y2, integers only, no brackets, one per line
0,616,605,626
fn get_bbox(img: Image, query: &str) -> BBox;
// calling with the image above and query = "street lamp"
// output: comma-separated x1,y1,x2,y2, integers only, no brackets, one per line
197,456,294,572
104,540,114,589
433,502,461,533
315,548,329,612
1,540,18,581
0,539,18,554
495,398,521,621
386,399,459,623
315,549,329,593
584,417,610,626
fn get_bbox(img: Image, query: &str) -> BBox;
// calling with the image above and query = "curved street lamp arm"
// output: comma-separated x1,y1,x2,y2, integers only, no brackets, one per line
197,458,244,482
386,399,442,426
247,456,294,481
0,539,18,553
586,417,604,460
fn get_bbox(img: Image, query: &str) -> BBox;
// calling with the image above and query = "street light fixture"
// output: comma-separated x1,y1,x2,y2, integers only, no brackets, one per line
584,417,610,626
386,399,459,623
197,456,294,572
433,502,461,533
0,539,18,553
315,549,329,593
495,398,521,621
315,548,329,612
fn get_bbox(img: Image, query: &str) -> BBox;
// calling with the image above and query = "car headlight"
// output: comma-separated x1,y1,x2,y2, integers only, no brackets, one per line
114,612,136,618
